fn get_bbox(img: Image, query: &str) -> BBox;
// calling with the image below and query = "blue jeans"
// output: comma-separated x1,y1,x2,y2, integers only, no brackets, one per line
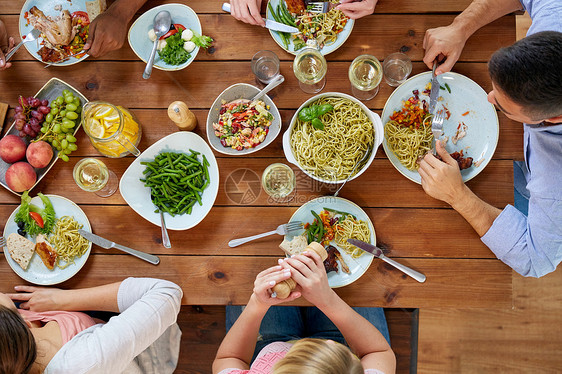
226,305,390,362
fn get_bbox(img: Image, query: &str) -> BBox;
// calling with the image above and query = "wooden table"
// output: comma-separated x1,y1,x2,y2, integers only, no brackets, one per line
0,0,518,309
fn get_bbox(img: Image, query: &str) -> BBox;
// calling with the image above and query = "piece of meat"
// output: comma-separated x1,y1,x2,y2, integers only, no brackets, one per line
28,6,76,46
323,245,350,274
285,0,305,14
333,248,350,274
450,150,473,170
38,46,63,62
35,234,57,270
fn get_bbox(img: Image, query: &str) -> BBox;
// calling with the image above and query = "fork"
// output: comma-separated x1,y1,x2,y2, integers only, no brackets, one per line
0,236,6,248
305,0,330,14
431,109,445,155
228,221,303,248
5,29,41,62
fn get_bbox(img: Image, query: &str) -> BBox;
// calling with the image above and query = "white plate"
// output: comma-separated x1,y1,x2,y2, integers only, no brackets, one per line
128,3,202,71
19,0,89,66
3,195,92,285
381,71,499,184
120,132,219,230
285,196,375,288
265,0,354,55
206,83,282,155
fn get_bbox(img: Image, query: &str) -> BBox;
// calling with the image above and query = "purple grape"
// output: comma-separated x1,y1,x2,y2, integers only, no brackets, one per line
19,96,29,107
41,99,49,107
15,119,25,130
28,130,38,138
18,130,26,138
31,110,44,121
29,117,39,127
30,122,41,132
23,124,33,135
38,105,50,114
14,112,26,121
30,98,41,108
15,106,23,113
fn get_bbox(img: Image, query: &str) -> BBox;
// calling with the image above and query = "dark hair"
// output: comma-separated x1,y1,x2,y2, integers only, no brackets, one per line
0,305,36,374
488,31,562,120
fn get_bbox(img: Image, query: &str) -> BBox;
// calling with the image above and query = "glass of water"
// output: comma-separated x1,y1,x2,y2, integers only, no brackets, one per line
348,55,383,101
293,40,327,94
251,50,280,84
383,52,412,87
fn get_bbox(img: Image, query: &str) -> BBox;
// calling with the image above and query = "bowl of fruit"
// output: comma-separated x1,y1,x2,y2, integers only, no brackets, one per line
0,78,88,195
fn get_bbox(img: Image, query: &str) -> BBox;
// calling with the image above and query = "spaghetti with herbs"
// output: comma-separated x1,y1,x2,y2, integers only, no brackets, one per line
48,216,89,269
334,215,371,258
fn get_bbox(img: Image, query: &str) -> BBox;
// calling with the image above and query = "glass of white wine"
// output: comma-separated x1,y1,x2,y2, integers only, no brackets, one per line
348,54,383,101
73,158,118,197
293,40,327,94
262,163,296,201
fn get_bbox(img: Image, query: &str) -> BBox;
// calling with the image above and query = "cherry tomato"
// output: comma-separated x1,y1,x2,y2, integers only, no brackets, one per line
29,212,44,228
71,11,90,26
159,24,186,40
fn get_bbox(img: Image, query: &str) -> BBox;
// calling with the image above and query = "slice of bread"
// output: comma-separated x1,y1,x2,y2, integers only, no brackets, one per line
7,233,35,270
279,235,308,257
85,0,107,21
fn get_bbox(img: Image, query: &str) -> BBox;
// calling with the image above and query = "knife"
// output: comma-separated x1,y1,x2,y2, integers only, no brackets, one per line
428,60,440,115
222,3,299,34
78,229,160,265
347,239,426,283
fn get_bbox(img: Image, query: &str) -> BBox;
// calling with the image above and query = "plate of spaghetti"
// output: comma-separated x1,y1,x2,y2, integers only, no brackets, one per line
285,196,375,288
283,92,383,184
382,71,499,184
3,195,92,285
266,0,354,55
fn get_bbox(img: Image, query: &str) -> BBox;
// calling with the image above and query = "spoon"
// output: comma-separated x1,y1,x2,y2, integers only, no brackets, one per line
251,74,285,101
143,11,172,80
159,210,171,248
333,148,372,197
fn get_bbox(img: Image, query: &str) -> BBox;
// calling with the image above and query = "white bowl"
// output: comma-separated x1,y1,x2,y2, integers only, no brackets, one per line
282,92,384,184
206,83,282,155
120,132,219,230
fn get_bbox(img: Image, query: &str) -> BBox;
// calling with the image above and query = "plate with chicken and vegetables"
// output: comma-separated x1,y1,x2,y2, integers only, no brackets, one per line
19,0,104,66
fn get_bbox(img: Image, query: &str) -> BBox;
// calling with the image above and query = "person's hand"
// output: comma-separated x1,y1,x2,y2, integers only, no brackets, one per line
0,19,15,70
84,11,129,58
423,24,468,75
6,285,63,312
418,140,466,205
280,250,334,308
252,265,300,307
336,0,377,20
230,0,265,26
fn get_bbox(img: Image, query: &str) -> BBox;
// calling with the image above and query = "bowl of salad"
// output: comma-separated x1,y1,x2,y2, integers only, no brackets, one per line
206,83,282,155
127,3,212,71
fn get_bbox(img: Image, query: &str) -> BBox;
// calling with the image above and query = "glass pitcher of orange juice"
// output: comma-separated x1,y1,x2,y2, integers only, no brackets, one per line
81,102,142,158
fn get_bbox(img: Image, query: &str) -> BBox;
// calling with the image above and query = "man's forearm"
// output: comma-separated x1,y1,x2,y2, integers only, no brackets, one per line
451,185,502,236
453,0,523,40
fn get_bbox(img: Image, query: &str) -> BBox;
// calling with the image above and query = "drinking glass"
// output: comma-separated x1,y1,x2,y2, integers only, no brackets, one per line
262,163,296,200
348,54,383,101
73,158,118,197
383,52,412,87
293,40,327,94
251,50,280,84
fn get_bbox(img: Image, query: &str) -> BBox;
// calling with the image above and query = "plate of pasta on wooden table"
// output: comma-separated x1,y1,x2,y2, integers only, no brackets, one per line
381,71,499,184
3,193,92,285
266,0,354,55
284,196,375,288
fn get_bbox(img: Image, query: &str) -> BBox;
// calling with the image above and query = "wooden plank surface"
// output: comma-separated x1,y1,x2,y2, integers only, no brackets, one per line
2,14,515,62
0,255,513,308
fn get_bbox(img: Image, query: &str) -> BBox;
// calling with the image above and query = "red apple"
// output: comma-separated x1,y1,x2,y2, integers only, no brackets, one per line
5,162,37,192
26,141,53,169
0,135,27,163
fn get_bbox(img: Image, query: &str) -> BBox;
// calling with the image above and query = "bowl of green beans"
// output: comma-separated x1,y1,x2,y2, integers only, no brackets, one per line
119,132,219,230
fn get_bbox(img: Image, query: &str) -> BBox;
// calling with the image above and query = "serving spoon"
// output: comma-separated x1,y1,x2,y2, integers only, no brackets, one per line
333,148,372,197
143,11,172,80
251,74,285,101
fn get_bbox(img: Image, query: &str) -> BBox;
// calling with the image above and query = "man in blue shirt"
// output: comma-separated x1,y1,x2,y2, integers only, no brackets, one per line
419,0,562,277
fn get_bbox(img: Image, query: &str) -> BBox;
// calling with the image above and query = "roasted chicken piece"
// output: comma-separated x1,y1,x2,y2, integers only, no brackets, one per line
285,0,306,15
323,245,350,274
35,234,57,270
28,6,76,46
450,150,473,170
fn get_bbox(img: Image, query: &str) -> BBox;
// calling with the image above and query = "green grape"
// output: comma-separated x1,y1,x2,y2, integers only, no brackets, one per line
56,96,64,105
62,118,74,126
53,123,61,133
52,139,60,148
66,111,78,120
40,126,48,133
62,148,72,155
66,103,77,112
50,101,58,108
75,106,82,114
61,139,68,149
62,89,70,96
51,107,59,115
45,113,53,123
67,143,78,151
72,97,80,106
66,134,77,142
56,145,62,151
60,110,66,117
65,95,74,104
60,154,69,162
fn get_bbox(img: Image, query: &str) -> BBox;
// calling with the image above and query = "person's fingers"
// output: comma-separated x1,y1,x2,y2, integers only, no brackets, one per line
6,292,33,301
256,265,282,279
14,285,39,293
287,255,316,275
435,140,456,166
418,165,430,182
303,250,324,270
8,36,15,49
231,0,241,20
83,21,96,51
284,291,301,302
435,54,456,75
419,156,435,172
247,1,265,26
285,263,308,286
423,45,441,71
0,50,6,69
422,29,432,50
19,302,29,309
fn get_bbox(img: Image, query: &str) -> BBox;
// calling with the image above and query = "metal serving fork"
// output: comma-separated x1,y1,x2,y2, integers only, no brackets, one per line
431,109,445,154
0,236,6,248
305,1,330,14
5,29,41,62
228,221,303,247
